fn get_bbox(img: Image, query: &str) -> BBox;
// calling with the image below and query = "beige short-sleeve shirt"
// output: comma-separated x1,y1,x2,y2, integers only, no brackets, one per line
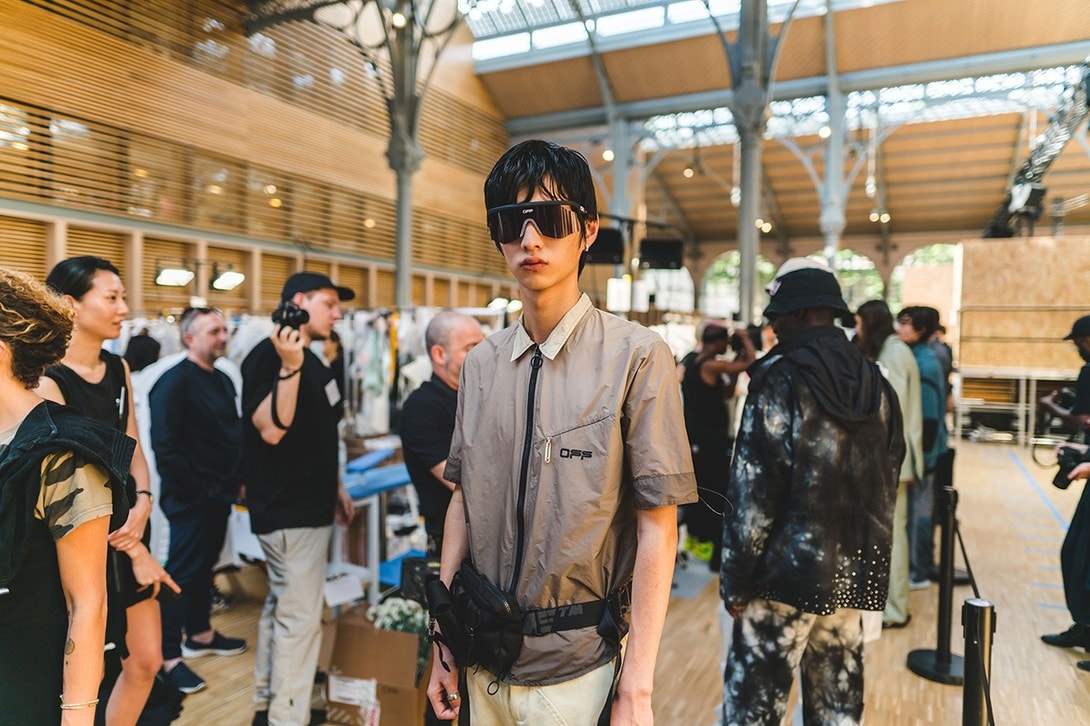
446,294,697,685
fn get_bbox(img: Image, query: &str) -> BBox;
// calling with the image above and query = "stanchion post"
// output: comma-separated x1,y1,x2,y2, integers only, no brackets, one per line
962,598,996,726
907,486,965,685
936,486,958,661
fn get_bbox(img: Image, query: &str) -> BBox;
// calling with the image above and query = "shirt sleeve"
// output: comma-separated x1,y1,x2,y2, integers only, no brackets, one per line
149,365,197,493
401,393,453,470
35,451,114,541
445,373,469,485
720,366,795,606
242,340,280,419
1074,365,1090,416
624,340,697,509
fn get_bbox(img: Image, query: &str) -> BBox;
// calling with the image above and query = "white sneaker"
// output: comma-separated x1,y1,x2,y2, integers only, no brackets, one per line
909,579,931,590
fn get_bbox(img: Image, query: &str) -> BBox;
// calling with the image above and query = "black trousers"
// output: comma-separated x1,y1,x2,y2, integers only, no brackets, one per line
160,502,230,660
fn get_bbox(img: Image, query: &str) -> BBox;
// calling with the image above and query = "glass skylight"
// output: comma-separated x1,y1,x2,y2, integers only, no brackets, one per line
641,66,1081,151
467,0,903,58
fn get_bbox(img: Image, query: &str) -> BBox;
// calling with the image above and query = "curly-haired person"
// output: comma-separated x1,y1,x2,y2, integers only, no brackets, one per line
0,267,134,725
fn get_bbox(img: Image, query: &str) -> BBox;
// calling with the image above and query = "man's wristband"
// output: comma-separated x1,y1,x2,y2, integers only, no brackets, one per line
278,367,301,381
135,490,154,505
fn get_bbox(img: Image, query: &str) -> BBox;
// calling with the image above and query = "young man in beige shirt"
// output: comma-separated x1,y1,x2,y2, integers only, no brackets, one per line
427,140,696,724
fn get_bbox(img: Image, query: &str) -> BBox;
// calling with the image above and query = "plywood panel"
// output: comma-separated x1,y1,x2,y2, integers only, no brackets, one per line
959,236,1090,371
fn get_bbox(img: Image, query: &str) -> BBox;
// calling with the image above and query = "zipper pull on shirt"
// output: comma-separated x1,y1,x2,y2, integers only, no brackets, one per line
531,346,543,370
544,437,552,464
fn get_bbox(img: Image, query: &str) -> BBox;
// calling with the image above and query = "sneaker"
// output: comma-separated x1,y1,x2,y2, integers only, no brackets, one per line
909,579,931,590
1042,623,1090,650
210,583,234,613
182,631,247,658
882,614,913,630
1078,661,1090,672
162,662,206,694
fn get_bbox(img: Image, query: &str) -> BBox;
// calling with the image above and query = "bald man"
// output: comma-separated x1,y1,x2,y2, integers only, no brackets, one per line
399,311,484,555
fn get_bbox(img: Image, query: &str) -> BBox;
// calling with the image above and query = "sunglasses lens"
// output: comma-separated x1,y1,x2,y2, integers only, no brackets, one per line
488,203,578,245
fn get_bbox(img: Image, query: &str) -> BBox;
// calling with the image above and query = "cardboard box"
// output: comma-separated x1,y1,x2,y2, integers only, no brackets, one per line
325,608,431,726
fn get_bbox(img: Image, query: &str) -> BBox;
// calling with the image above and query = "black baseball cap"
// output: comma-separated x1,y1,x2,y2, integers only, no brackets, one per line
281,272,355,302
1063,314,1090,340
763,265,854,326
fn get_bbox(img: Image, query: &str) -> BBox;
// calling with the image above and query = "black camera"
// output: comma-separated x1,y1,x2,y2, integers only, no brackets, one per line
1054,446,1084,490
1054,387,1078,411
728,331,745,355
271,300,309,329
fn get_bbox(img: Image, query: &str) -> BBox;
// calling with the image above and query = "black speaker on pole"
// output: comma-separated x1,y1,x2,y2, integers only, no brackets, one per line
639,237,684,270
587,227,624,265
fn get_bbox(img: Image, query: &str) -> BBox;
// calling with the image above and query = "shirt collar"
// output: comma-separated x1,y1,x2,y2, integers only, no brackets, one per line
510,293,592,362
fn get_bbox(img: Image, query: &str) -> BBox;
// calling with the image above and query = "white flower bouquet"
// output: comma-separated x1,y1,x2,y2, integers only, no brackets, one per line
368,597,430,680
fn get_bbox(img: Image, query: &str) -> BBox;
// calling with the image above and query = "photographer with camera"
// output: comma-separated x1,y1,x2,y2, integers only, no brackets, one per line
1039,315,1090,434
679,322,756,571
241,272,355,726
1041,315,1090,667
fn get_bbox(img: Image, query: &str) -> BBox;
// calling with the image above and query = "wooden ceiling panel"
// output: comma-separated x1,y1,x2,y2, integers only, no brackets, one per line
834,0,1090,74
603,35,731,104
479,57,602,119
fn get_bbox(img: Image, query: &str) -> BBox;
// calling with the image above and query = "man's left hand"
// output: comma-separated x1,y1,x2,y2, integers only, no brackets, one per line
611,686,653,725
335,484,354,525
108,494,151,550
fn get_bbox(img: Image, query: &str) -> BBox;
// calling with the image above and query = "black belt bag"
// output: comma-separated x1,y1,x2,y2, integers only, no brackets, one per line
441,559,631,680
450,560,523,678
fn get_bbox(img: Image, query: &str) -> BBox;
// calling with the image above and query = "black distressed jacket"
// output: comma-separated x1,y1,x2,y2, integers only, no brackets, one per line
0,401,133,587
720,325,905,615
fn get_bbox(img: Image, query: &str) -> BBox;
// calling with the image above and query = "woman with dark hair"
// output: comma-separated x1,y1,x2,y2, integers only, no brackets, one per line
0,267,133,725
855,299,924,628
38,256,179,726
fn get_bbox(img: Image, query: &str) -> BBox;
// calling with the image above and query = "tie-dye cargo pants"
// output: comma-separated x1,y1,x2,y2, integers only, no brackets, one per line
722,599,864,726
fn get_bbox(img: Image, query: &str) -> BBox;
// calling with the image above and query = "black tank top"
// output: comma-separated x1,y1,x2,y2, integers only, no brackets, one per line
681,350,731,438
45,351,128,432
45,351,133,512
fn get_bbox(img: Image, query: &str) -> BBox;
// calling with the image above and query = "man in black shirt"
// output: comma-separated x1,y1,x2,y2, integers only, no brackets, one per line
1041,314,1090,659
242,272,355,726
400,311,483,556
150,307,247,695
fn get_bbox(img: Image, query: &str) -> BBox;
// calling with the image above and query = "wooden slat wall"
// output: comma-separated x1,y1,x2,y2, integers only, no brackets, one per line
336,265,370,308
412,274,427,307
143,237,192,310
260,253,296,310
206,245,249,311
374,269,395,308
0,216,47,278
66,227,126,278
0,0,511,310
433,278,452,308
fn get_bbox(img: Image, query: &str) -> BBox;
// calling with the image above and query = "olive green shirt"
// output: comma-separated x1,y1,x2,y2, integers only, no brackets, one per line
446,294,697,685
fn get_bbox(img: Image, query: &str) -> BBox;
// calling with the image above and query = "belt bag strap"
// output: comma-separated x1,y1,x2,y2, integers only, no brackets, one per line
521,581,632,637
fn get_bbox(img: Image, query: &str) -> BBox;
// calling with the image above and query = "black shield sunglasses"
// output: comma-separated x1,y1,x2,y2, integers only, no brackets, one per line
486,200,588,246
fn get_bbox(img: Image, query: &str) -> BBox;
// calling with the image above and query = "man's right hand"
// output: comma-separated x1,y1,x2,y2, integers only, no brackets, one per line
1070,462,1090,482
270,324,305,372
426,642,461,721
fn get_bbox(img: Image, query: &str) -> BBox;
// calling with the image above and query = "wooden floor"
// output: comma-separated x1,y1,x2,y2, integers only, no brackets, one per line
177,441,1090,725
